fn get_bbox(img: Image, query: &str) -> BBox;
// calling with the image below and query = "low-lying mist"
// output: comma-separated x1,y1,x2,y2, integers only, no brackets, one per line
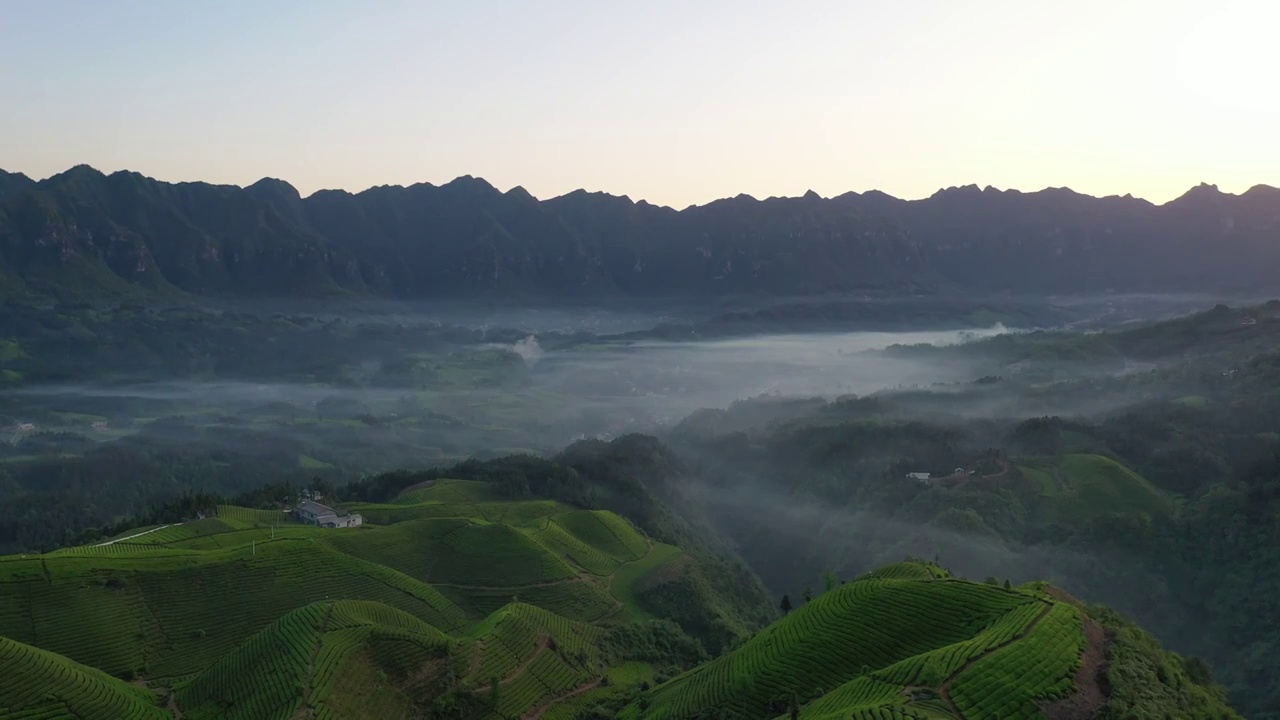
673,473,1190,647
4,322,1014,458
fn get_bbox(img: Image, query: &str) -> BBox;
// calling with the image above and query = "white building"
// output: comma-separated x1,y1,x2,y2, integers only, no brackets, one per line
294,500,363,528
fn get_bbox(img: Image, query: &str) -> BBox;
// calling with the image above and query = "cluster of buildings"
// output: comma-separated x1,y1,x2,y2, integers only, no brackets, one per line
293,494,363,529
904,467,976,486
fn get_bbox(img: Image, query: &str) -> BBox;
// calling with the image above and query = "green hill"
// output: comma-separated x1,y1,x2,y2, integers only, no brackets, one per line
0,481,718,719
1016,453,1173,524
0,481,1242,720
0,635,169,720
617,564,1240,720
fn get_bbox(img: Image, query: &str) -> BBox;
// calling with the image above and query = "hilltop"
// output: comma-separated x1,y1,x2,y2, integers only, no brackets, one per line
0,427,1251,720
0,477,748,719
2,165,1279,301
617,563,1236,720
0,491,1239,720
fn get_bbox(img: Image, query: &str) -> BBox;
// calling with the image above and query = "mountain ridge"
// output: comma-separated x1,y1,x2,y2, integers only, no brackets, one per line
2,164,1278,300
16,164,1280,207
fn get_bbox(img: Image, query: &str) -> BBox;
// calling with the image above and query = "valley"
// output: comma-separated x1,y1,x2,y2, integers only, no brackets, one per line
2,297,1277,718
5,4,1277,716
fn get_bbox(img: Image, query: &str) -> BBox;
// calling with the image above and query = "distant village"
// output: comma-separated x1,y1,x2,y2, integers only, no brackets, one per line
5,419,113,445
904,467,976,487
904,454,1008,488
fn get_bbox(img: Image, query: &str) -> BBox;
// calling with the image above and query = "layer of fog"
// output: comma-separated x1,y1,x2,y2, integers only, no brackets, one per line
215,298,690,335
677,474,1190,645
530,326,1010,428
5,326,1012,449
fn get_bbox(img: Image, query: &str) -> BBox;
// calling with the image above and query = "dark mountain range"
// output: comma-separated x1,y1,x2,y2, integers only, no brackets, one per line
2,165,1278,300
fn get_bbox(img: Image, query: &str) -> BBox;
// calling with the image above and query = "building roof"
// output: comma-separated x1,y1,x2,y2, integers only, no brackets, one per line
297,500,336,516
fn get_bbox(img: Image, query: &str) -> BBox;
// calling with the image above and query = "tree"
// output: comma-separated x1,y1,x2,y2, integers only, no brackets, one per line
802,587,813,603
1003,579,1012,590
1185,655,1214,685
788,691,799,720
984,576,999,585
780,594,793,615
822,569,838,592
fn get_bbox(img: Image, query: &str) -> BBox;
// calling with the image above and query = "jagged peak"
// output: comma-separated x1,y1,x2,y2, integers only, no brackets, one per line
802,189,823,200
247,177,302,200
505,185,536,201
930,184,983,199
548,188,637,208
306,187,356,201
1170,182,1224,205
689,192,759,212
1028,186,1085,198
441,175,498,194
44,164,106,184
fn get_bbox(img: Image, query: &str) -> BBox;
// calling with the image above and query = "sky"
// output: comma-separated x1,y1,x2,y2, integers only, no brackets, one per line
1,0,1276,208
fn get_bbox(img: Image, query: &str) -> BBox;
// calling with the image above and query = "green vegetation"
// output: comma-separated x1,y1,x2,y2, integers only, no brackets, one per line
0,480,740,719
1089,605,1241,720
0,635,168,719
0,481,1242,720
1017,453,1173,524
621,571,1041,719
177,600,455,720
5,299,1280,719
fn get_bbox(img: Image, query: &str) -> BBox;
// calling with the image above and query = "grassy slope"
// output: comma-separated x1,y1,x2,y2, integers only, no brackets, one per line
0,635,169,720
620,566,1073,720
176,600,457,720
0,482,1237,720
1016,453,1172,523
0,480,688,719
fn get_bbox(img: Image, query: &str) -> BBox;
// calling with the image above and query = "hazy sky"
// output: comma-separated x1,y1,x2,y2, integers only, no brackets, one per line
1,0,1276,207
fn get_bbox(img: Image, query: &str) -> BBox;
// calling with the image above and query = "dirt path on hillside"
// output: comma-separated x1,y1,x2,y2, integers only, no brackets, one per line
476,635,550,690
521,677,604,720
1040,615,1108,720
431,576,584,590
95,524,180,546
395,479,437,498
983,459,1011,480
466,641,484,679
164,688,186,720
936,601,1054,719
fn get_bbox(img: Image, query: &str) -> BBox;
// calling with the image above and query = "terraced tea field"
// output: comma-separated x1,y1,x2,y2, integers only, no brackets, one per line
0,636,169,720
0,480,689,719
619,568,1089,720
0,478,1129,720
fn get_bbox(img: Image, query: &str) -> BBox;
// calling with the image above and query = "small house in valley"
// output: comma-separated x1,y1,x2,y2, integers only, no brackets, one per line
905,472,931,482
294,499,363,528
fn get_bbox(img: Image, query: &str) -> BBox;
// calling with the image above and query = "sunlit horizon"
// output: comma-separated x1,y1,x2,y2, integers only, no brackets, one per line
2,0,1277,208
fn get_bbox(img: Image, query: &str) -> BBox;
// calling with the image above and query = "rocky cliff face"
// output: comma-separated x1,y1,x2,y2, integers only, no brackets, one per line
2,166,1277,300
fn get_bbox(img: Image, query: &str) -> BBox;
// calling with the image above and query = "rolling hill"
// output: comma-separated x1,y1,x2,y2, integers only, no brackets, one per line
0,479,729,719
617,566,1239,720
0,480,1242,719
1015,453,1173,525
